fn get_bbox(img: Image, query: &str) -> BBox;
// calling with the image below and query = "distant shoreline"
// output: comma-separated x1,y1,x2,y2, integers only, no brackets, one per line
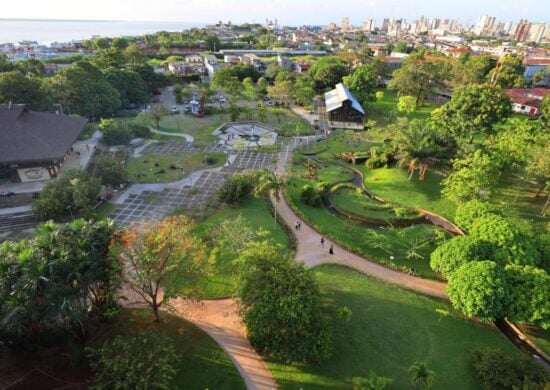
0,18,123,23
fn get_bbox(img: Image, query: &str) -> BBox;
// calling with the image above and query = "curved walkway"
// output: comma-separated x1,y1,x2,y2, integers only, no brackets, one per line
149,127,194,143
170,298,277,390
273,193,448,299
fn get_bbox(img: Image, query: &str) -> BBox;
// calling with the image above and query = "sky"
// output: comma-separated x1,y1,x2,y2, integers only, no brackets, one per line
1,0,549,26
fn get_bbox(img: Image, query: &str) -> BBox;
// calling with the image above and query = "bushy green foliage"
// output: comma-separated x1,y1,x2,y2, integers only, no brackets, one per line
308,56,349,92
470,214,540,267
99,119,132,146
365,146,393,169
91,154,127,186
104,68,149,109
471,347,549,390
300,184,322,207
87,331,179,390
454,200,497,232
0,219,119,347
343,63,377,104
32,169,101,220
447,261,508,322
351,373,393,390
430,236,495,279
126,122,151,138
505,265,550,330
218,173,256,206
238,241,332,362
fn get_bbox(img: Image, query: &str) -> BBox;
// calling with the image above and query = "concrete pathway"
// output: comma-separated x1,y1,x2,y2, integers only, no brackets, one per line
273,193,448,299
170,298,277,390
149,127,194,143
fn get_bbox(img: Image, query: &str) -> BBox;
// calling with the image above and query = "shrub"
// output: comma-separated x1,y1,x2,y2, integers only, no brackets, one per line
470,215,540,266
351,373,392,390
32,169,101,220
454,200,497,232
218,173,256,206
447,261,508,322
99,119,133,146
365,146,392,169
316,181,331,196
393,207,410,218
87,331,179,390
471,347,549,390
430,236,495,279
91,154,127,186
238,241,332,362
300,184,322,207
127,122,151,138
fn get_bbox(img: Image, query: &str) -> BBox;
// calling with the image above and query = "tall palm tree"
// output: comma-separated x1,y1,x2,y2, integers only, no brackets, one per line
408,362,435,389
254,169,283,227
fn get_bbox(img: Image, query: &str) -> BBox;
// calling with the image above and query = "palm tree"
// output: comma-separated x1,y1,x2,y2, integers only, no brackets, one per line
254,169,283,227
408,362,435,389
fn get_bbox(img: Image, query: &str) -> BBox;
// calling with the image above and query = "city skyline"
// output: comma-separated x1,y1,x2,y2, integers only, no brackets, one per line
1,0,548,26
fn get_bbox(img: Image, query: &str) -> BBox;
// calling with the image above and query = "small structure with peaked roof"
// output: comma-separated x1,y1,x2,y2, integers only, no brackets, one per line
324,83,366,124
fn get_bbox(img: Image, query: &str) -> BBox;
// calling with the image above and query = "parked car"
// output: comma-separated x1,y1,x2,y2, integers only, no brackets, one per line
171,106,179,114
0,191,15,197
265,100,274,107
219,96,227,103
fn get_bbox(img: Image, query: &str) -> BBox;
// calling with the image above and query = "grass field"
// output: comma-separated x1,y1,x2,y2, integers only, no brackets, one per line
370,89,440,127
166,197,290,299
267,265,519,389
126,152,226,183
359,167,457,221
90,308,245,389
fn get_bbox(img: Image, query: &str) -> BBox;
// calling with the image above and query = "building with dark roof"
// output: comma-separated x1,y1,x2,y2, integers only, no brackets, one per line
0,105,87,182
324,83,366,124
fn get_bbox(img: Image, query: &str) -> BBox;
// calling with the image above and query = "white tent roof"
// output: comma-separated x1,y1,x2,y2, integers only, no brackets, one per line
324,83,365,115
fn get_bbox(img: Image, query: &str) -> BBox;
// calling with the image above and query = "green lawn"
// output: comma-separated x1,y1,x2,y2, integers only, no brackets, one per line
126,152,226,183
90,308,245,389
286,175,445,279
263,108,312,136
359,167,457,221
370,89,440,127
160,113,224,147
332,187,420,222
267,265,520,389
166,197,290,299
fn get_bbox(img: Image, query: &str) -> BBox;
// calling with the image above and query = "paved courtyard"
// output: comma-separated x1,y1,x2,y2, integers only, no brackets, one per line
143,141,224,154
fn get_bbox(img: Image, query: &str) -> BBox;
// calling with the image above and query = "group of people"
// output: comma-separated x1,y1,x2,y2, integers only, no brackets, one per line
294,219,334,255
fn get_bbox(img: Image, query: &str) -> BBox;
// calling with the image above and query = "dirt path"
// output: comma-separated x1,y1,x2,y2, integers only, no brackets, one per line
170,298,277,390
273,193,448,299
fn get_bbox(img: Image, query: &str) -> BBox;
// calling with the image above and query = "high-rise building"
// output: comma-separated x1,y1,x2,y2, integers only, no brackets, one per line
341,17,350,31
528,23,546,43
362,19,376,32
514,20,531,42
382,18,390,32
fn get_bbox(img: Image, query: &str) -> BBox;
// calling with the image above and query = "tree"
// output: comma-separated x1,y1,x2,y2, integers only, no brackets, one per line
95,48,126,69
267,78,293,105
454,200,497,232
119,216,209,322
257,76,268,95
104,68,149,109
0,219,119,346
470,214,540,267
294,75,316,107
50,61,120,118
388,53,446,107
447,261,509,322
0,70,45,109
99,119,133,146
111,37,129,50
32,169,101,220
16,58,45,77
488,54,525,88
408,362,435,389
539,94,550,131
432,84,511,143
254,169,283,226
452,54,495,87
91,153,128,186
242,77,256,100
238,241,332,362
133,64,168,93
396,95,417,115
300,184,322,206
430,236,495,279
149,104,170,129
218,173,256,206
87,331,178,389
205,35,221,51
441,150,501,204
124,44,146,67
343,63,377,104
308,56,349,92
471,347,550,390
505,265,550,329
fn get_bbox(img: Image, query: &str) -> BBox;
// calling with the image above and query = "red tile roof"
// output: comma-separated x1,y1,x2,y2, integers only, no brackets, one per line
523,58,550,66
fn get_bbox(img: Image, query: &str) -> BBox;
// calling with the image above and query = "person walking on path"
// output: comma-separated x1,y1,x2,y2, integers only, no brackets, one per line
329,244,334,255
295,221,299,231
320,237,325,247
298,221,302,231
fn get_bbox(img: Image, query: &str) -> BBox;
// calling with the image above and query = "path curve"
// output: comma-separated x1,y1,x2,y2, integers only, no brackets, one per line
170,298,277,390
149,127,194,143
273,192,448,299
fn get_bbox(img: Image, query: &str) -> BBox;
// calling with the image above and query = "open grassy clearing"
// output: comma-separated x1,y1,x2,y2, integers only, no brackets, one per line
126,152,226,183
90,308,245,389
267,265,520,389
369,89,440,127
165,197,290,299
